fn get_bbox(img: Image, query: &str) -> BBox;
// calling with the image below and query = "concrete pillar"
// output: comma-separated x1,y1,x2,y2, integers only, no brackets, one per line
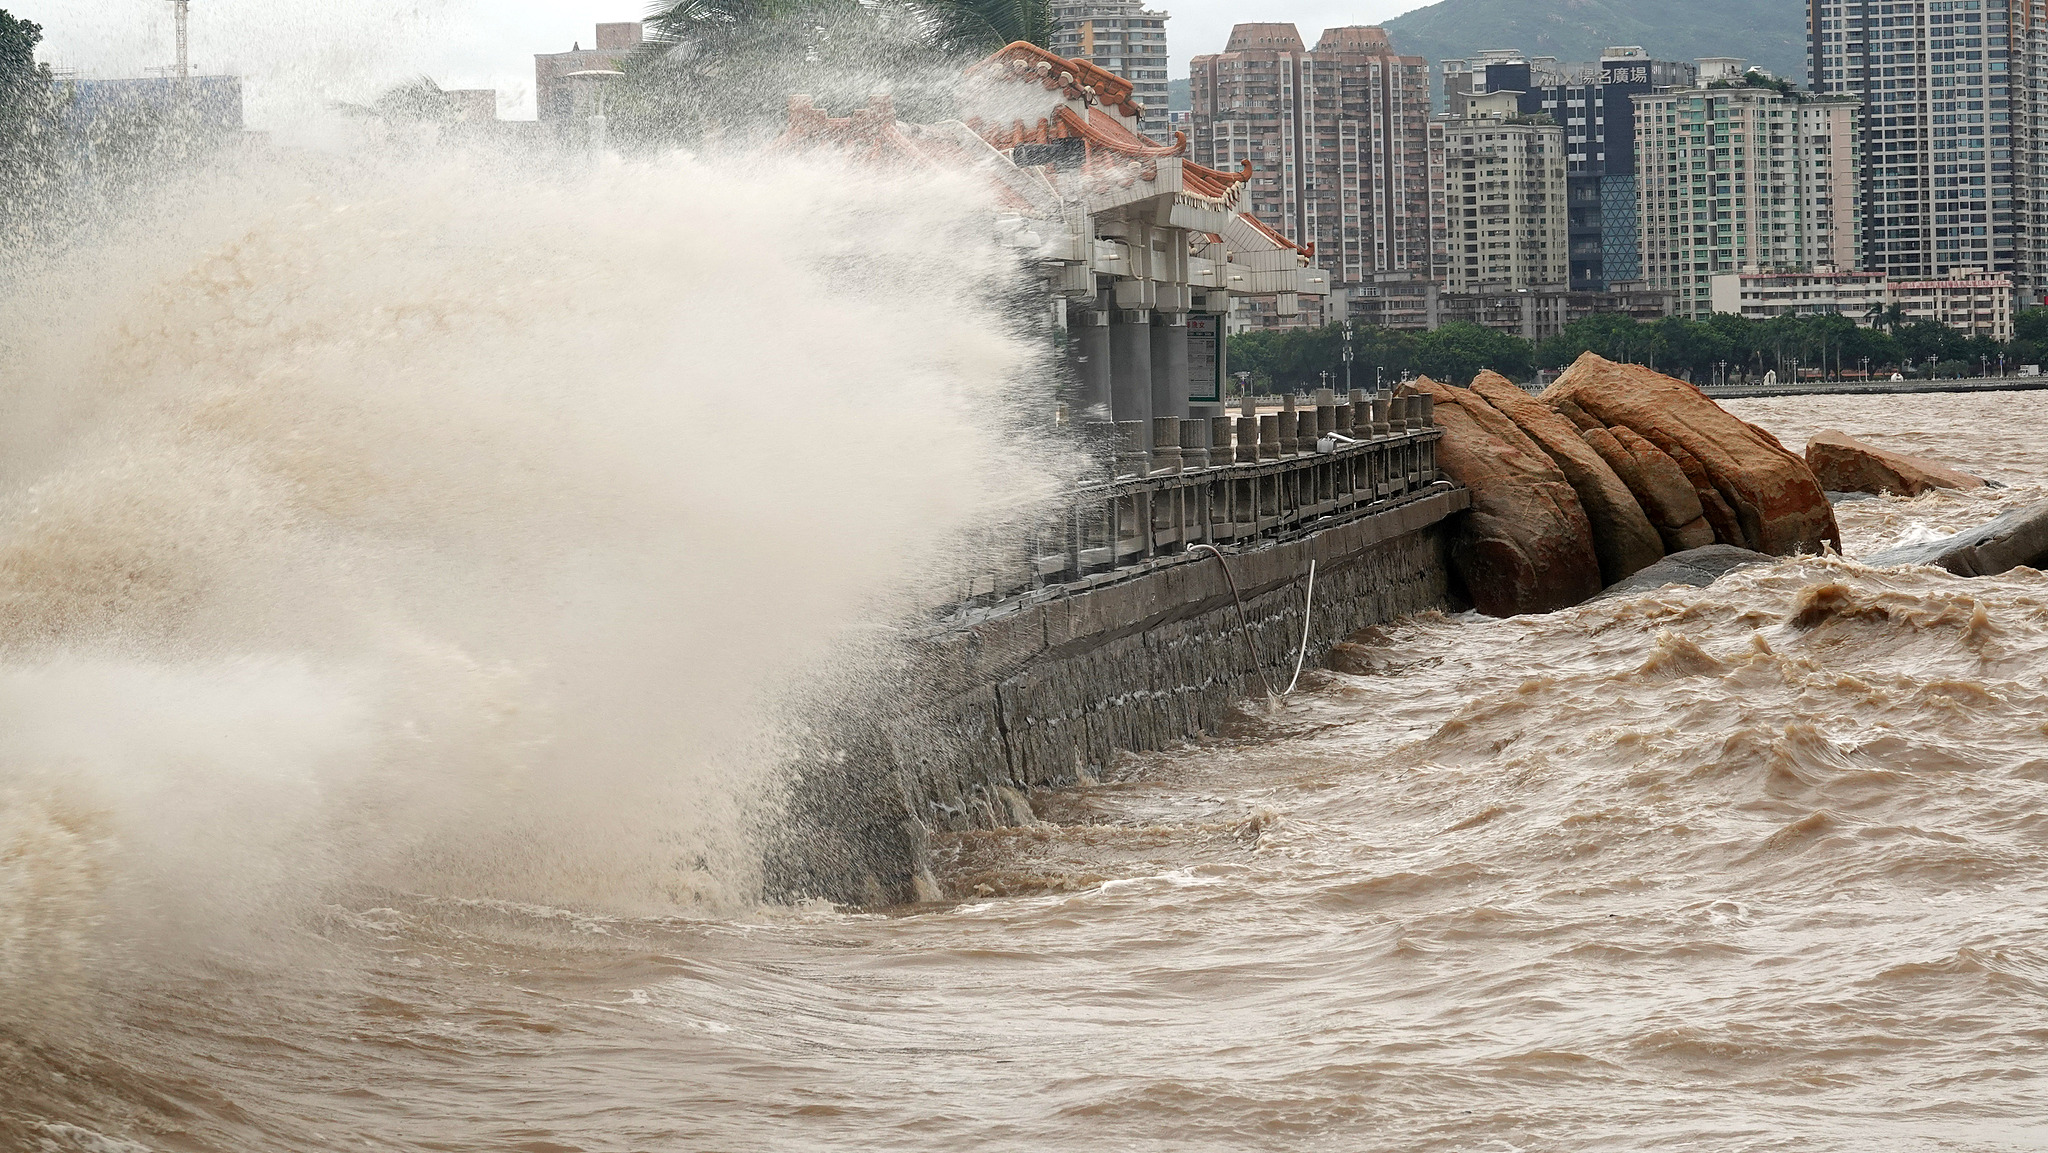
1071,310,1112,419
1110,309,1154,441
1210,417,1235,467
1278,395,1298,456
1317,403,1337,437
1235,416,1258,463
1334,404,1352,438
1150,314,1190,422
1371,397,1391,438
1296,411,1318,453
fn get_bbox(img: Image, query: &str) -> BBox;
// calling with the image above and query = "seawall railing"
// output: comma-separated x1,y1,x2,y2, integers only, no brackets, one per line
945,389,1445,614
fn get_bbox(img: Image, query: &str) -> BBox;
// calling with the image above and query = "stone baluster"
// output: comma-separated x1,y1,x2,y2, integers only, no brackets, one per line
1258,414,1281,460
1371,395,1391,438
1151,417,1182,474
1211,417,1235,467
1179,418,1210,470
1279,394,1298,456
1314,387,1337,406
1235,416,1258,463
1115,420,1147,478
1296,410,1319,453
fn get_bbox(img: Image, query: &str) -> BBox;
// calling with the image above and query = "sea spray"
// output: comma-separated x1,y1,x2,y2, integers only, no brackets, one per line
0,141,1078,1004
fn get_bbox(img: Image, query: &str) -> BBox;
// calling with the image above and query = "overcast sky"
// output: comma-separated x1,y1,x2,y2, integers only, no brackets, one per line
19,0,1436,126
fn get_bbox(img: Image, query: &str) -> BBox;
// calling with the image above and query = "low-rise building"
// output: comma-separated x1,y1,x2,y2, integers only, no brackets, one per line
1708,266,2012,339
1892,269,2014,341
1709,267,1887,322
1435,282,1673,340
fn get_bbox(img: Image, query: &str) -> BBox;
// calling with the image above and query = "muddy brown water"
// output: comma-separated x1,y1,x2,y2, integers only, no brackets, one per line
6,393,2048,1152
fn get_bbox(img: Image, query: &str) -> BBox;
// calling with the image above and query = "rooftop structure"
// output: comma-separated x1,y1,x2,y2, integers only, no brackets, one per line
535,22,643,134
1049,0,1172,141
781,42,1327,435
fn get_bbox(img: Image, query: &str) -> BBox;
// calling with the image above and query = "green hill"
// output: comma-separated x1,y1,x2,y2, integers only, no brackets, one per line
1383,0,1808,85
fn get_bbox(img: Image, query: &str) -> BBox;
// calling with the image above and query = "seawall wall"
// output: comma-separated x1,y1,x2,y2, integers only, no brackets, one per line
781,484,1469,905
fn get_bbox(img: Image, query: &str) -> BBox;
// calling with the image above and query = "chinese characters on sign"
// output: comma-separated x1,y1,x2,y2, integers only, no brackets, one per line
1187,314,1222,403
1567,66,1652,85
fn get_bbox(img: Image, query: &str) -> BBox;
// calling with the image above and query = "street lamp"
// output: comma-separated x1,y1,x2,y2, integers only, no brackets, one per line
1343,318,1355,393
1926,355,1938,379
1981,354,1989,379
1861,356,1870,380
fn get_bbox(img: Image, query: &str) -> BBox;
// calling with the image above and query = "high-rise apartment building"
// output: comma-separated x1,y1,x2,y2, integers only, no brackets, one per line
1809,0,2039,296
1443,47,1698,290
1050,0,1171,141
1633,61,1864,318
1189,24,1432,326
1428,91,1570,292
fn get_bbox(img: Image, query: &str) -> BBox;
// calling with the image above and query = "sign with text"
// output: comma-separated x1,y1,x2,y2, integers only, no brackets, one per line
1187,313,1223,403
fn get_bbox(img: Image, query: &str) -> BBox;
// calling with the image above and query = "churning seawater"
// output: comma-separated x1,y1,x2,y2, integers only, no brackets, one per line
5,155,2048,1149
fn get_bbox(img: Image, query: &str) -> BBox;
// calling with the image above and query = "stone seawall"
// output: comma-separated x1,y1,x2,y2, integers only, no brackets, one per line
778,484,1469,905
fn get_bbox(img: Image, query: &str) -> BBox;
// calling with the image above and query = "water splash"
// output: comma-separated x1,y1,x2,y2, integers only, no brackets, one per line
0,142,1071,1000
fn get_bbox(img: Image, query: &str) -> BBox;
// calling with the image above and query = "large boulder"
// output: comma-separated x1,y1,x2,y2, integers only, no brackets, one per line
1805,429,1989,497
1863,500,2048,576
1658,439,1745,546
1468,372,1664,585
1411,377,1604,616
1593,544,1777,600
1545,353,1841,555
1584,426,1716,552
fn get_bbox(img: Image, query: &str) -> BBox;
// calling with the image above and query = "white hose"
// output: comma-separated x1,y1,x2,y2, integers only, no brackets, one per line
1285,558,1316,696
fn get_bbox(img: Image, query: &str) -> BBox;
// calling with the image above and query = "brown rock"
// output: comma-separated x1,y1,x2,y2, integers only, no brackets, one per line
1589,427,1699,525
1468,372,1664,585
1804,429,1989,497
1551,396,1604,434
1660,440,1744,546
1411,377,1604,616
1545,353,1840,555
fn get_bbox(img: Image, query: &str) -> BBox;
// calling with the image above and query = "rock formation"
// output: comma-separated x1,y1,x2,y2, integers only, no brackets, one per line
1864,500,2048,576
1594,544,1777,600
1583,426,1716,552
1467,373,1664,585
1410,377,1604,616
1804,429,1989,497
1545,352,1841,555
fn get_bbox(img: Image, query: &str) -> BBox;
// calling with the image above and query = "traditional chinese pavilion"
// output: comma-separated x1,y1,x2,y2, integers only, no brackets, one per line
780,42,1329,435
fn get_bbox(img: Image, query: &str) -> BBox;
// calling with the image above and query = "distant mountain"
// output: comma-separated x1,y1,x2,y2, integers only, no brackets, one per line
1383,0,1808,86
